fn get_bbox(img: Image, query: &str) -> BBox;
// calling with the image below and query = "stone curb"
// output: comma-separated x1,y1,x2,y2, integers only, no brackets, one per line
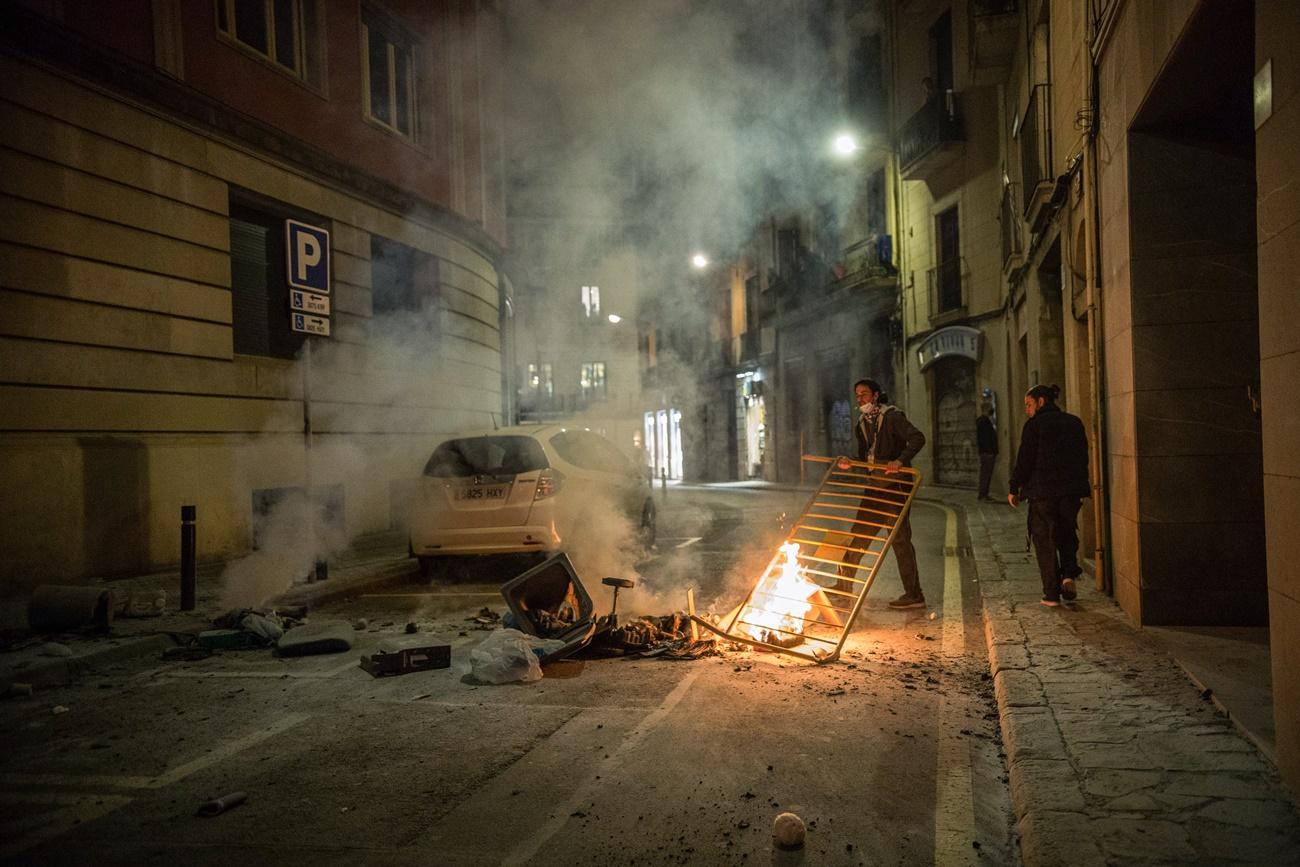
3,553,416,693
977,546,1094,866
2,633,176,690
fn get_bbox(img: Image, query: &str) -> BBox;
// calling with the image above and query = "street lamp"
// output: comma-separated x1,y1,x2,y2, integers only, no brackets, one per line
607,313,623,324
832,132,860,157
691,253,710,269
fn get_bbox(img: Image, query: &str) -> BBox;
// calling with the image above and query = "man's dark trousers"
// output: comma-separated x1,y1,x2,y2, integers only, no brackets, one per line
978,453,996,498
840,485,922,599
1028,496,1083,600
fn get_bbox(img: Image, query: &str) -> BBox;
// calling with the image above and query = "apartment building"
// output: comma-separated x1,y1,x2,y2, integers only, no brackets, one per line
0,0,508,587
885,0,1300,792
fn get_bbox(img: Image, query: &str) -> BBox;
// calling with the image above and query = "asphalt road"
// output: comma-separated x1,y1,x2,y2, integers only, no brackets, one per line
0,487,1018,866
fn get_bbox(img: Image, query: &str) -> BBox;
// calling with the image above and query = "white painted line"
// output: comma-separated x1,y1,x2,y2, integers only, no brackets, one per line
675,536,703,548
156,659,359,680
500,670,701,866
0,791,134,860
927,501,978,866
0,712,311,791
359,592,501,598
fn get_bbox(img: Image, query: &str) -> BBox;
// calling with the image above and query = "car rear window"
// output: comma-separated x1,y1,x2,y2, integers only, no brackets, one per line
423,436,549,478
548,430,633,474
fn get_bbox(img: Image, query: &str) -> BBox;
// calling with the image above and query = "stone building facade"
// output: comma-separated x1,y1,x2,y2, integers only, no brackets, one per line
0,1,508,588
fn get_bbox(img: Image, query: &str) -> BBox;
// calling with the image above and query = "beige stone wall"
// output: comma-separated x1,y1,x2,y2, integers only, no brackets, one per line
0,58,503,588
892,0,1007,489
1257,0,1300,796
1094,0,1200,621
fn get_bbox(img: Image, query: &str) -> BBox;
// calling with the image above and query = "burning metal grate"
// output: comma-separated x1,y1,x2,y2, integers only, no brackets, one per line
692,455,922,663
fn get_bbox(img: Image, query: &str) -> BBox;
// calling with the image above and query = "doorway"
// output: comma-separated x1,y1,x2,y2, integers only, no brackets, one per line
932,357,977,487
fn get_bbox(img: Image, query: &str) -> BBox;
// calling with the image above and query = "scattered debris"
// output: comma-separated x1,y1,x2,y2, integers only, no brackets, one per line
360,637,450,677
404,622,418,634
275,620,354,657
772,812,806,849
195,791,247,817
469,629,563,684
915,633,936,641
467,608,501,629
928,611,938,620
28,585,113,632
160,645,213,662
351,618,368,631
38,642,73,658
51,705,69,714
118,589,166,618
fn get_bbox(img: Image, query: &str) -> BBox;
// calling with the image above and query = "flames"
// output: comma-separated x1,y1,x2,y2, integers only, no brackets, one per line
740,542,821,645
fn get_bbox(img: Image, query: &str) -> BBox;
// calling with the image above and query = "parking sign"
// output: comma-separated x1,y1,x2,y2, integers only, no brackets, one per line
285,220,330,294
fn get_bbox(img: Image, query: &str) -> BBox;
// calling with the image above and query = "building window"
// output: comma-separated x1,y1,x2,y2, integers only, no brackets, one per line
216,0,322,87
371,235,440,316
934,205,962,313
580,362,607,400
581,285,601,318
228,202,306,359
527,362,554,398
362,8,417,137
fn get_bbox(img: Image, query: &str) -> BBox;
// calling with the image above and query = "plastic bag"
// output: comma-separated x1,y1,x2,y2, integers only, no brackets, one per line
469,628,565,684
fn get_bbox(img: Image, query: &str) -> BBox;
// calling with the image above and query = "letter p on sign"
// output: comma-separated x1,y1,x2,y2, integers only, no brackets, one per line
285,219,330,295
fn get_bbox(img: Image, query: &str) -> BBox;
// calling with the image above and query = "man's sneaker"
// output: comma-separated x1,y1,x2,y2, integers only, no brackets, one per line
1060,578,1078,601
1041,597,1060,608
888,594,926,609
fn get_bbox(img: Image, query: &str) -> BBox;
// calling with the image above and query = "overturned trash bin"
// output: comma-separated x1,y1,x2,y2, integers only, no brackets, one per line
500,553,597,663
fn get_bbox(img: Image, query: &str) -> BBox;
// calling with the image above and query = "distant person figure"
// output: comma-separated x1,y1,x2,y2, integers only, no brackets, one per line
976,403,998,501
839,378,927,609
1008,385,1090,607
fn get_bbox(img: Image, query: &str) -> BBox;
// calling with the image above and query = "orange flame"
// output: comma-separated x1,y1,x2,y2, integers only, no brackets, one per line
740,542,821,643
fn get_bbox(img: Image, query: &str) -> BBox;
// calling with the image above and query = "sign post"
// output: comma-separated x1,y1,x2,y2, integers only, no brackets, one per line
286,220,332,581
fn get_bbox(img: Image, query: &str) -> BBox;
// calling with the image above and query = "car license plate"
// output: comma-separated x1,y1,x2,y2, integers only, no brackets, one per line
455,485,507,501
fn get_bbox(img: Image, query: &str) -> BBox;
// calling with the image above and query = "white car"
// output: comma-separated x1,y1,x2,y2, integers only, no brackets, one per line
408,425,655,580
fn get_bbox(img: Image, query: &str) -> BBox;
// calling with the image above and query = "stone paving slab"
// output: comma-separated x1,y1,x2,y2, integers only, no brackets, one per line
952,494,1300,866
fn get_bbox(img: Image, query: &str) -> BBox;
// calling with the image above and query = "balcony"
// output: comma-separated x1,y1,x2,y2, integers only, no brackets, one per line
1018,84,1054,233
898,93,965,180
971,0,1018,82
1000,184,1024,274
835,234,897,290
927,257,969,321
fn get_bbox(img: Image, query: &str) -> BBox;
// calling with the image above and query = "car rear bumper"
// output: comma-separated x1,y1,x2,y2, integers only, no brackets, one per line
411,524,561,556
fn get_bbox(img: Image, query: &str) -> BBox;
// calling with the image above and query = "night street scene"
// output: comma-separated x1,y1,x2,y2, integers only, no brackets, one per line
1,0,1299,864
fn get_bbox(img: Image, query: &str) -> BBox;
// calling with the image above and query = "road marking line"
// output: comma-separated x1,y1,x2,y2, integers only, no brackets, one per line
674,536,703,548
500,670,701,867
156,659,359,680
358,592,501,598
0,791,134,860
925,501,978,866
0,712,311,791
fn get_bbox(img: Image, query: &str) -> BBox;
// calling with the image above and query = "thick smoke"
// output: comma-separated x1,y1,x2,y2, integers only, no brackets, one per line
505,0,871,258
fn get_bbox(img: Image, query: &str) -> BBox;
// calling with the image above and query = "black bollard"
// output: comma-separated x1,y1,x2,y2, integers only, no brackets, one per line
180,505,196,611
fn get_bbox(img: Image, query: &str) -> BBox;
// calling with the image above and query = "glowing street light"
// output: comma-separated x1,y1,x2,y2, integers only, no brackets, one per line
691,253,710,269
832,132,860,157
607,313,623,324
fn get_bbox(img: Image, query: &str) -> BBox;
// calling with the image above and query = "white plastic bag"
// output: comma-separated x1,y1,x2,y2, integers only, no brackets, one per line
469,628,565,684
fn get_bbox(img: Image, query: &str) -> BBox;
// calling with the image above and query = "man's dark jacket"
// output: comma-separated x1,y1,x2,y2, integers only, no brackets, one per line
855,406,925,466
1009,405,1090,499
976,415,997,455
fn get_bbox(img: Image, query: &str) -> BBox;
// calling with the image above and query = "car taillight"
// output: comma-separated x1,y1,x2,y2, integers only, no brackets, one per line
534,468,564,500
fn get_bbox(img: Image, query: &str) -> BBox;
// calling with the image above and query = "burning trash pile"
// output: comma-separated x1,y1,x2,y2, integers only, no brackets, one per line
493,553,722,665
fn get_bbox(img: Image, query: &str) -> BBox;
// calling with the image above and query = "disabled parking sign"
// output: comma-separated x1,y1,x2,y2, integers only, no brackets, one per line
286,219,331,337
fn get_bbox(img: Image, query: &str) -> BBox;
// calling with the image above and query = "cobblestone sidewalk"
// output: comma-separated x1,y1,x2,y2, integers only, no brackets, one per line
959,496,1300,866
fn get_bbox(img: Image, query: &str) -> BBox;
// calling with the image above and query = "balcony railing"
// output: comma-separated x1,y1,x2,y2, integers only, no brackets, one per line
1018,84,1053,228
898,93,964,179
973,0,1017,16
1000,184,1023,272
927,257,968,319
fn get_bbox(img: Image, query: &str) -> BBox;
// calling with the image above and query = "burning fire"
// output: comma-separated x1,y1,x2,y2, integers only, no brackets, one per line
740,542,822,646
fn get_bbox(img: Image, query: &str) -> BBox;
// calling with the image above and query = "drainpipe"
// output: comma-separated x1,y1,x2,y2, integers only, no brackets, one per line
1082,63,1111,595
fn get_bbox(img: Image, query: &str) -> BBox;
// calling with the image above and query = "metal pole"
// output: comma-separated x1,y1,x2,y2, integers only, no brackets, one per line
303,338,326,582
180,505,196,611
